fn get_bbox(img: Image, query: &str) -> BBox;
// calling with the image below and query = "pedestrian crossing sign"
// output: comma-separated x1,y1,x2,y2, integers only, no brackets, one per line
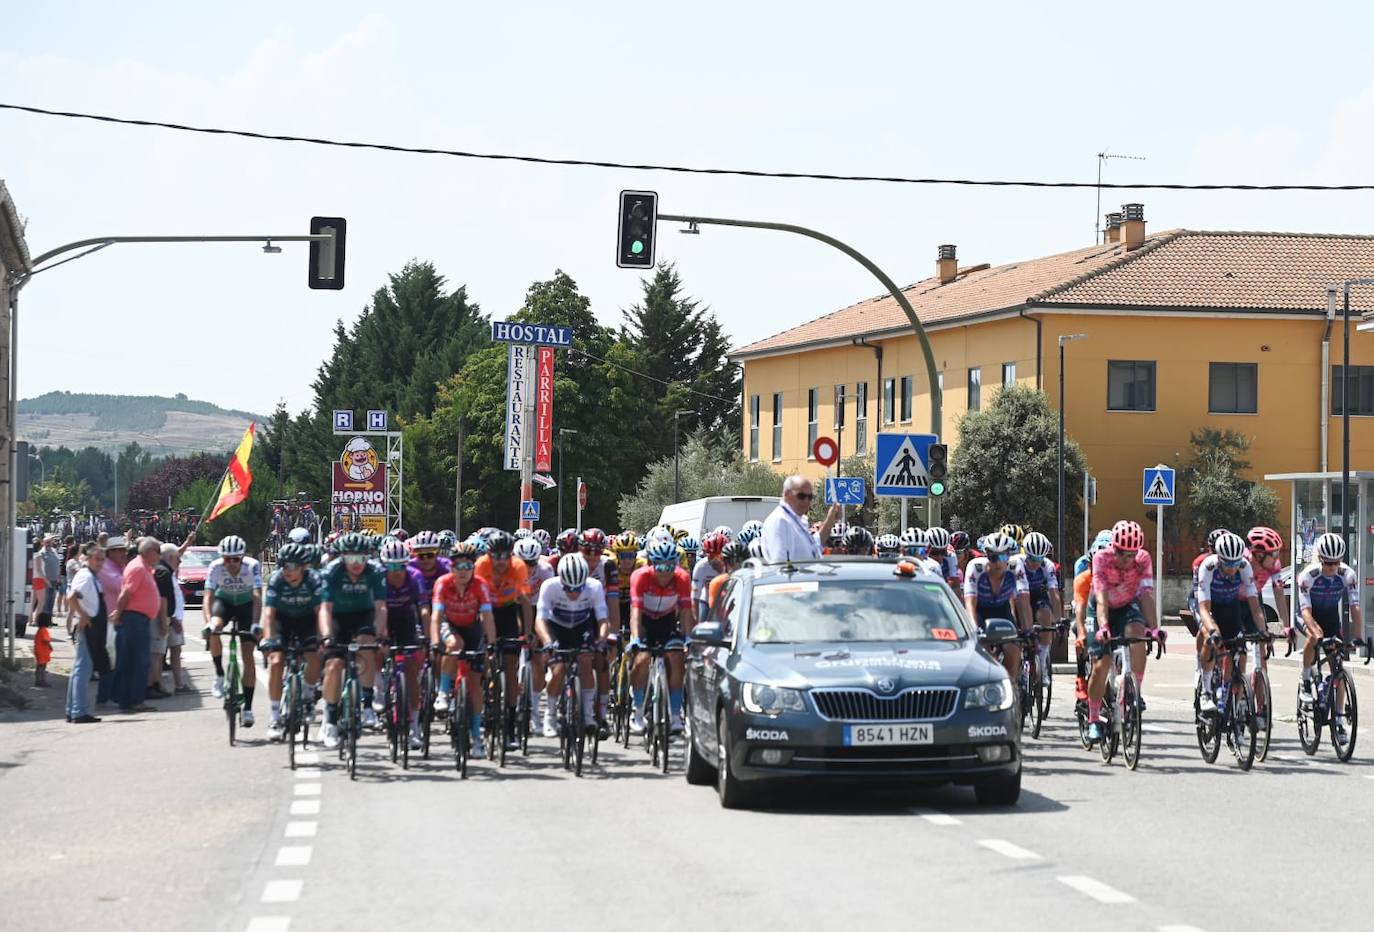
874,432,938,498
520,500,540,521
1141,464,1175,506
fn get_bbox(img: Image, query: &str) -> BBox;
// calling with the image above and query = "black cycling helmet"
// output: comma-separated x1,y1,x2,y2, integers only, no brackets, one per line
277,543,310,566
721,540,750,566
486,529,515,556
338,532,369,555
844,525,875,555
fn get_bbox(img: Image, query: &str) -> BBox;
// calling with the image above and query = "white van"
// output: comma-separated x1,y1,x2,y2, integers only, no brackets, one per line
656,496,781,540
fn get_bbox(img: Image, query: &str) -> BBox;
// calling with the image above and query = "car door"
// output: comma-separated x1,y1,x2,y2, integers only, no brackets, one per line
690,576,737,735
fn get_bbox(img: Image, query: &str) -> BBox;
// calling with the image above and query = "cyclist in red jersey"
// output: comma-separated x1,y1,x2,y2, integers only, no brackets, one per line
431,543,497,757
628,538,694,735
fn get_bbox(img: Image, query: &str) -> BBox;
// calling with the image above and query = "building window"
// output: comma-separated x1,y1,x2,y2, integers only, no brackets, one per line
1333,366,1374,415
748,394,760,461
833,383,846,429
967,367,982,412
883,378,895,424
900,376,913,422
1107,360,1156,411
1209,363,1257,414
807,388,819,457
855,382,868,454
772,392,783,461
1002,362,1017,388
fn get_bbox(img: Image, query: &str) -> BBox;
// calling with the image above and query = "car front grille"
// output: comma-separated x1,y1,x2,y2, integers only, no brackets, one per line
811,687,958,722
787,744,980,770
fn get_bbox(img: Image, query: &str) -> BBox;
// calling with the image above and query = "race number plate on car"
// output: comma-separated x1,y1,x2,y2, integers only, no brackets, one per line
843,723,933,746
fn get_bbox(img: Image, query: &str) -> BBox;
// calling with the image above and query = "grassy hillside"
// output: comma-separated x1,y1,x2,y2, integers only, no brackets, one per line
18,392,262,456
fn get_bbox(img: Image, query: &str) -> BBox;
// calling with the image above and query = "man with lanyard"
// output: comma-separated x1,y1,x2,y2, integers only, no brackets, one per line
407,530,451,601
259,543,325,742
535,552,608,739
319,532,388,750
203,535,263,725
962,532,1030,682
628,538,695,735
1085,520,1159,744
380,537,429,750
692,532,729,624
431,542,497,756
1296,533,1365,745
1194,532,1263,714
760,475,841,563
474,530,532,750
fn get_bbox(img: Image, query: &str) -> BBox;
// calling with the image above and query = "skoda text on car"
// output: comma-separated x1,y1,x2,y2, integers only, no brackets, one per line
684,556,1022,809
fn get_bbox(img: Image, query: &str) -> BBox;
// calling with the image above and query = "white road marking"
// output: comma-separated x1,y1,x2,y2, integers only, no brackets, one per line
1141,724,1177,733
284,821,317,838
245,917,290,932
293,767,321,778
1363,774,1374,781
274,846,313,867
289,800,321,815
909,809,961,825
296,752,320,765
978,839,1040,860
260,880,303,903
1057,875,1135,904
1158,926,1207,932
293,783,321,796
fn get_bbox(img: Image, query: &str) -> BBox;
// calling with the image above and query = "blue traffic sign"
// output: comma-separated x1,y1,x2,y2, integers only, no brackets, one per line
491,321,573,347
1142,465,1176,506
366,409,388,431
332,409,353,433
825,476,866,506
875,432,938,498
520,500,541,521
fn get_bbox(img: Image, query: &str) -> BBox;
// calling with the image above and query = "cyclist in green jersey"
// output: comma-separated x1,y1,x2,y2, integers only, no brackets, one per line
260,544,326,740
202,535,264,726
319,533,389,749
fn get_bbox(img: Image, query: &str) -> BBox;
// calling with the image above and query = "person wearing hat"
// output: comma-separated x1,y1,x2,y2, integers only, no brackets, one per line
93,536,129,706
344,437,377,482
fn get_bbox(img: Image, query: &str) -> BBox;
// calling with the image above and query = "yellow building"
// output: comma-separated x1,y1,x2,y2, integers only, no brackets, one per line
732,206,1374,558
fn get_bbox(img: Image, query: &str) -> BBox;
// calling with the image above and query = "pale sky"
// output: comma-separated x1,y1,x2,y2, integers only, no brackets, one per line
5,1,1374,418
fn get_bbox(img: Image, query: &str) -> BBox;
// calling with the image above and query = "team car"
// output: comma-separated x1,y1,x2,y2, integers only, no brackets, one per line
684,556,1022,809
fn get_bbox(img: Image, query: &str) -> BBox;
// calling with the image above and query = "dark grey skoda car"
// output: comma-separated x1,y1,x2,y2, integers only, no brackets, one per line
684,557,1022,809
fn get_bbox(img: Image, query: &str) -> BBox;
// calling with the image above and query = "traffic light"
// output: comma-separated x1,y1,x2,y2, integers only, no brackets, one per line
927,443,948,497
308,216,347,290
616,191,657,269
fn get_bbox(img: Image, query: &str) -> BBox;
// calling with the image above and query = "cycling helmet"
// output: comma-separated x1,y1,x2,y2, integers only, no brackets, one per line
611,531,641,555
513,527,534,539
1315,532,1346,562
437,530,457,555
514,537,543,562
981,532,1017,557
712,524,737,541
391,528,408,541
740,520,763,541
671,527,689,542
379,538,410,564
998,524,1026,546
337,532,369,555
844,525,875,555
925,526,952,551
1205,528,1231,553
1110,520,1145,551
701,531,728,558
645,539,679,566
558,552,589,588
721,540,749,565
486,530,515,556
471,536,490,556
1091,530,1113,554
747,538,765,560
900,527,924,553
876,533,902,555
678,535,700,555
828,521,849,543
556,529,580,554
277,543,309,566
287,527,312,545
1213,532,1246,562
1023,531,1053,560
410,530,441,553
1246,526,1283,554
950,530,971,552
451,541,479,562
579,528,607,554
532,528,552,551
645,526,674,545
218,535,247,558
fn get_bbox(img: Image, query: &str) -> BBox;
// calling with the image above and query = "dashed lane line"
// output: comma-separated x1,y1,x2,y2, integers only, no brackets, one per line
1057,875,1136,904
245,917,290,932
260,880,303,904
284,822,317,838
977,839,1040,860
908,808,961,825
274,846,313,867
289,799,321,815
293,783,321,796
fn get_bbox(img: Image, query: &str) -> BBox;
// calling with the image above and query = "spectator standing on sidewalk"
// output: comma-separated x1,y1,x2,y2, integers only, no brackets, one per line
33,535,61,626
65,546,105,724
63,542,82,633
93,537,128,706
110,537,162,713
32,618,52,687
156,540,193,693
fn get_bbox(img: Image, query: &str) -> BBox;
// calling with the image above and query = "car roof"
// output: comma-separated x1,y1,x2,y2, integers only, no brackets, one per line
740,557,946,586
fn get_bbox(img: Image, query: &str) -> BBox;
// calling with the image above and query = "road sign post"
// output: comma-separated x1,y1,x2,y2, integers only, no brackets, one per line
1142,464,1176,628
576,476,586,532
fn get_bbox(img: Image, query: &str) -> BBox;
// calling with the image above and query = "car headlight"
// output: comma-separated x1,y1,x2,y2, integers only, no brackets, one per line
740,682,806,716
965,679,1014,712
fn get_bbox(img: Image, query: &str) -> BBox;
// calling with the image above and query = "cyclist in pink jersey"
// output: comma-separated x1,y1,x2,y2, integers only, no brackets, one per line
1084,521,1160,742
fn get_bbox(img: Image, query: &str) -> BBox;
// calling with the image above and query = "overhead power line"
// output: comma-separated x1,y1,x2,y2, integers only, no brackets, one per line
567,344,734,405
3,101,1373,192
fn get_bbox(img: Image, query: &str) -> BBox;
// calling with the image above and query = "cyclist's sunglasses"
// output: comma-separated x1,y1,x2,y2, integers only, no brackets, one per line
414,550,438,559
1321,558,1342,567
224,556,242,563
343,554,366,566
452,560,475,571
562,584,584,594
1114,547,1138,557
384,561,407,572
1221,557,1246,570
987,552,1007,563
653,561,677,573
281,561,303,570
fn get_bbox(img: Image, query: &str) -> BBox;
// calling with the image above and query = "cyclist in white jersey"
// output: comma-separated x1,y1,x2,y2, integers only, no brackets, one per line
203,535,264,725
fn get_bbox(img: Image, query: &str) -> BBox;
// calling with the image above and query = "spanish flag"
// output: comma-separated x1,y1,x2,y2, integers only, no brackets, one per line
209,423,256,520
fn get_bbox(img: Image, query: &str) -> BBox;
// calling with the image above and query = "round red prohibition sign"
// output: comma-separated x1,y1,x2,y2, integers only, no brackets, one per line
812,436,839,467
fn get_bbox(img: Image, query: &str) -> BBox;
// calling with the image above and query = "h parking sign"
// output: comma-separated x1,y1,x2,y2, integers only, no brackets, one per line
367,410,388,432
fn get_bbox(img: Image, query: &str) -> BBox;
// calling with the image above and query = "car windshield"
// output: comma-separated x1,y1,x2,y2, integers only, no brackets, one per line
181,550,217,568
748,578,971,644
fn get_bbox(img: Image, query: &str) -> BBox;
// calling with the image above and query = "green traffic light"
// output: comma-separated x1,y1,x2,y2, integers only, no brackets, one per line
631,240,645,255
929,481,945,496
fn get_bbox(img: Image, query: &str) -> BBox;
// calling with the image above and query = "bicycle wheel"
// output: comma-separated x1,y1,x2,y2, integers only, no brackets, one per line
573,681,586,778
455,685,470,779
419,665,434,759
1098,686,1118,764
1041,648,1054,722
284,675,298,770
1029,659,1046,740
1195,680,1221,765
1230,678,1256,771
225,667,240,748
1252,667,1273,762
1121,673,1142,771
397,671,411,771
1330,668,1358,763
657,677,671,775
515,656,531,757
1297,681,1322,755
385,670,400,764
489,665,507,769
1075,700,1093,750
343,680,359,780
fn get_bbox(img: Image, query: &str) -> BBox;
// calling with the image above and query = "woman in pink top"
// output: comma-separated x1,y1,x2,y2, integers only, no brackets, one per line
1083,521,1160,743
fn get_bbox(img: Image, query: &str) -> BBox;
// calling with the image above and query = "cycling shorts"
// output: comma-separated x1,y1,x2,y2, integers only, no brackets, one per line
330,609,375,649
974,601,1014,631
1029,588,1054,616
1206,600,1246,642
640,612,683,650
212,600,255,630
1310,605,1343,640
493,602,522,641
387,605,422,649
548,620,596,653
274,613,317,645
1086,602,1145,660
440,620,485,653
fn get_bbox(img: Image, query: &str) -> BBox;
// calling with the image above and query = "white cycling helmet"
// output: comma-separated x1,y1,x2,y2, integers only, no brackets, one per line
981,532,1018,557
925,526,951,550
1023,531,1053,560
287,527,312,545
876,533,901,555
747,538,765,560
1315,532,1346,562
379,538,410,563
558,552,589,588
513,537,542,562
712,524,736,541
218,535,247,558
513,527,534,539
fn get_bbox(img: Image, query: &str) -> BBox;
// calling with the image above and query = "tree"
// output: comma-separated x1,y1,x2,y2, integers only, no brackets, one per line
1177,428,1279,543
618,432,783,532
125,453,230,512
19,478,94,517
944,385,1088,548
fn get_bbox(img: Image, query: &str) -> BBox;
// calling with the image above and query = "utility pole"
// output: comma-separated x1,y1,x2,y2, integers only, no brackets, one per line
454,417,464,537
557,428,577,530
1057,334,1086,585
673,410,695,503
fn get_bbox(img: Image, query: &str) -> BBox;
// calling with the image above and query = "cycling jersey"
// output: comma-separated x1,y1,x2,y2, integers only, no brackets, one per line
264,568,324,618
473,554,530,607
528,556,556,589
1249,551,1284,594
408,554,452,600
629,564,691,618
536,576,608,628
935,552,962,586
1013,556,1059,594
706,572,731,619
431,574,493,627
320,559,386,613
385,565,427,613
205,557,263,605
554,552,621,600
1296,562,1358,614
962,557,1029,607
1091,548,1154,609
691,558,721,605
1195,554,1257,605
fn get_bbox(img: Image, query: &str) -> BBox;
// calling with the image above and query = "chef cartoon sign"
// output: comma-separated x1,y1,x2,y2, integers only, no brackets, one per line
332,437,387,534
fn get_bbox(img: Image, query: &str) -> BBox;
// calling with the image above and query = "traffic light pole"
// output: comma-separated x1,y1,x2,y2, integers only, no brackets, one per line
659,213,941,437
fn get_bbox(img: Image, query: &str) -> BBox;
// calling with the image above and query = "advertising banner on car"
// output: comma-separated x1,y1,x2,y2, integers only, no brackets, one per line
505,344,531,471
332,436,387,535
535,345,554,473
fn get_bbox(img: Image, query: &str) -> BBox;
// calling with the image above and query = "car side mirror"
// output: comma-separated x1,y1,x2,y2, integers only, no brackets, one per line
689,622,729,648
981,618,1018,646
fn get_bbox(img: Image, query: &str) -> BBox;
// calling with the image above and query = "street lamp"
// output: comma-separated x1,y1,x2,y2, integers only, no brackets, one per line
1338,279,1374,565
557,428,578,530
28,451,43,485
674,410,696,503
1058,334,1087,579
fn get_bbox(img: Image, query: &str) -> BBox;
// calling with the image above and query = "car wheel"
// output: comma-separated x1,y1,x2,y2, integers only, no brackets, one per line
685,709,717,786
973,764,1021,806
715,708,752,809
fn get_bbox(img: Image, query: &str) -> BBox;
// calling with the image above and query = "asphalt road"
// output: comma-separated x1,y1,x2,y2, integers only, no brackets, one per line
4,632,1371,932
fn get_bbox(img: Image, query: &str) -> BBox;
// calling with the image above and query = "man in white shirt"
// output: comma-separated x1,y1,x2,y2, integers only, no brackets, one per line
65,545,106,724
761,475,842,563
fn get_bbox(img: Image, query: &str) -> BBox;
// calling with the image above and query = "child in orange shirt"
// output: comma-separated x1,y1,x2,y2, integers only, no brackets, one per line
33,596,53,687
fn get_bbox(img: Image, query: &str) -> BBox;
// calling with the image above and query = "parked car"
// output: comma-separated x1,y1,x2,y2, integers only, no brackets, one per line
178,546,220,607
657,496,781,541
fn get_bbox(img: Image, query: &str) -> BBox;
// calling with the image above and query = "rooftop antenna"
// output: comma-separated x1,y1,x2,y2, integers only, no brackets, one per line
1096,148,1147,243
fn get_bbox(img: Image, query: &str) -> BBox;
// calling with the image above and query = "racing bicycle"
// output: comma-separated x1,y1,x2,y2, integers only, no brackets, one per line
279,636,317,769
1290,633,1369,762
1079,631,1162,771
637,640,686,774
1194,633,1265,771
